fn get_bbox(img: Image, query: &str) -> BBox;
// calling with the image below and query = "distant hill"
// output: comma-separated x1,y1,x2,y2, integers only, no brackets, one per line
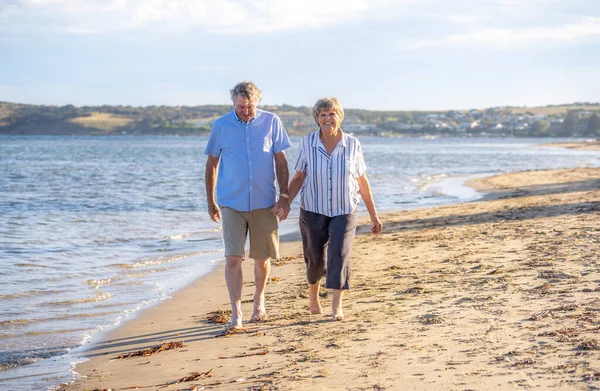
496,104,600,116
0,101,598,137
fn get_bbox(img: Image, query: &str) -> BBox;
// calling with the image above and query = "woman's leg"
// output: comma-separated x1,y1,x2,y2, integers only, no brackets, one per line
332,289,345,321
309,282,323,314
326,212,358,320
300,209,329,314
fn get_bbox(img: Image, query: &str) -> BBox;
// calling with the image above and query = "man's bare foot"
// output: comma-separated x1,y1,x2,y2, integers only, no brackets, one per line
230,309,243,329
250,295,267,322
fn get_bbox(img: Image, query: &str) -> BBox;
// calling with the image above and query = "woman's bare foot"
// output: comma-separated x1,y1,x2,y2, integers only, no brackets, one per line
309,282,323,314
333,312,344,321
310,300,323,315
332,289,344,321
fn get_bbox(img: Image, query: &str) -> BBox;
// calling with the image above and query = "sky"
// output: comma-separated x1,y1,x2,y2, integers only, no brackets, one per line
1,0,599,110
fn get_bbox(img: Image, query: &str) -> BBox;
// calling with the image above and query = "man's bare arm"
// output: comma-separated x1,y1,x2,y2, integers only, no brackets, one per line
205,155,221,222
272,151,290,220
274,151,289,195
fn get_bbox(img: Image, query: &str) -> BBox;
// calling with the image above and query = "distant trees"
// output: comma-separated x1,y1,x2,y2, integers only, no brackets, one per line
531,120,550,136
1,101,599,137
586,114,600,137
559,111,578,136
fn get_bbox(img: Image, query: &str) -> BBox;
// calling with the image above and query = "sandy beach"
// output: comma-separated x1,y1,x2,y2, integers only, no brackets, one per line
66,166,600,391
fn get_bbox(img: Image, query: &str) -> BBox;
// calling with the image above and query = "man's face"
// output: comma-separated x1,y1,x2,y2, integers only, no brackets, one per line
234,96,257,123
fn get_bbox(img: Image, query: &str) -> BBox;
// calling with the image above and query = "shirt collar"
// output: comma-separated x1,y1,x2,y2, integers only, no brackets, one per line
233,108,261,124
311,130,348,149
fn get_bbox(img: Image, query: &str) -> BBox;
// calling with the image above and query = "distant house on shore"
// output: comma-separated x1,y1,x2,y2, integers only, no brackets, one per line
469,110,482,119
513,122,529,131
458,121,479,132
390,122,411,131
343,123,377,132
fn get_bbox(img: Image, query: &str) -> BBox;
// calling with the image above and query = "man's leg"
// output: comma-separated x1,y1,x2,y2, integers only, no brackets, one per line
248,207,279,322
220,207,249,328
252,258,271,321
225,255,244,328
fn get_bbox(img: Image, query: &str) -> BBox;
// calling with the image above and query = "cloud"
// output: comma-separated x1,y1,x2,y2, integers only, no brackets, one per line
6,0,398,34
413,17,600,49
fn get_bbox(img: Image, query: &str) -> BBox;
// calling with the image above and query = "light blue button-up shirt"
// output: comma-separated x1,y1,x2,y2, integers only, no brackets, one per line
204,109,292,212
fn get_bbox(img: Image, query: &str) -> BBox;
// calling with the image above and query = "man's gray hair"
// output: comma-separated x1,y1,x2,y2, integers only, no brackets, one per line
230,81,262,103
312,97,345,124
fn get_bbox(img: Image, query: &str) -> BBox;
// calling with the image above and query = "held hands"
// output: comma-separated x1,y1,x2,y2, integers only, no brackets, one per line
208,200,221,223
272,198,291,221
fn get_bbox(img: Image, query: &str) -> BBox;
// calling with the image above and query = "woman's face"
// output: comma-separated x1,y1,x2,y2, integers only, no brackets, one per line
318,109,340,134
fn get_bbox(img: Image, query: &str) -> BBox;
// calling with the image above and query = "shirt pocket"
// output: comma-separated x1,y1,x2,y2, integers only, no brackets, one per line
344,157,357,178
221,136,245,152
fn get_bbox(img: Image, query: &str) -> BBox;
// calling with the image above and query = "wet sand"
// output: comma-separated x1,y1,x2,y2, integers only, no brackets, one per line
540,140,600,151
67,167,600,391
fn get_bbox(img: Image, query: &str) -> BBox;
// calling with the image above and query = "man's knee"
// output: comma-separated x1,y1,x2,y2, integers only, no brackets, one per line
254,258,270,269
226,256,243,271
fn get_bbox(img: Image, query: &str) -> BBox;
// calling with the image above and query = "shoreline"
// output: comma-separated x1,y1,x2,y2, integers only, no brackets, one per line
65,166,600,390
539,140,600,151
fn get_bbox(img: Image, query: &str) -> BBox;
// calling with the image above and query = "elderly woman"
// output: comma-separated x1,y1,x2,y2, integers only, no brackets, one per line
280,97,382,321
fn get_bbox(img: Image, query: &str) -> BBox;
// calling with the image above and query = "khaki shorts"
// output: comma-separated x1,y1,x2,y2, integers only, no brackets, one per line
221,206,279,260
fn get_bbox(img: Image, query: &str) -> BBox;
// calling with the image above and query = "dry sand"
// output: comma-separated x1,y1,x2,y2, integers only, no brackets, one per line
66,167,600,391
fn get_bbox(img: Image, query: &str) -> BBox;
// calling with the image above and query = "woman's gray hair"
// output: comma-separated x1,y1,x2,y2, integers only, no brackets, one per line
312,97,345,124
230,81,262,103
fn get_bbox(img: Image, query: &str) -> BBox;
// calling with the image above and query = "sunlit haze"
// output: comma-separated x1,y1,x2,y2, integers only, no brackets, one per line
1,0,599,110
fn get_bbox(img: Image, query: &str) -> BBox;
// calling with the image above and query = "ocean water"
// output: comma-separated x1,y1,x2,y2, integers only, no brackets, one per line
1,135,599,390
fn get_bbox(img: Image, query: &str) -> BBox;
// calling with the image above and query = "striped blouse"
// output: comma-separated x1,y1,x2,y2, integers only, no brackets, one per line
294,130,367,217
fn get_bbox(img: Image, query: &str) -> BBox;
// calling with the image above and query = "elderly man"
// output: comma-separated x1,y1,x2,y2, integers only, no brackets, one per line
204,81,291,328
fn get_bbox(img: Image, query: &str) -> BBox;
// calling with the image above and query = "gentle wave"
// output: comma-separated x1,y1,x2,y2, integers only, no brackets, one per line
0,358,43,372
40,292,115,307
85,278,118,287
165,228,222,241
166,233,189,240
24,328,93,337
110,252,209,269
14,263,50,268
0,319,33,327
0,311,123,330
125,271,150,278
0,289,64,300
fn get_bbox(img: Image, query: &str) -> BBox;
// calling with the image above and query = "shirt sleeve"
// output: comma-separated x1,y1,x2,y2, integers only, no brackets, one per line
355,140,367,177
272,115,292,154
204,120,221,157
294,136,308,173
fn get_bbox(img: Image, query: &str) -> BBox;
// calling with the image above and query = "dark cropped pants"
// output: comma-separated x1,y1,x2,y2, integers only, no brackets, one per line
299,208,359,290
